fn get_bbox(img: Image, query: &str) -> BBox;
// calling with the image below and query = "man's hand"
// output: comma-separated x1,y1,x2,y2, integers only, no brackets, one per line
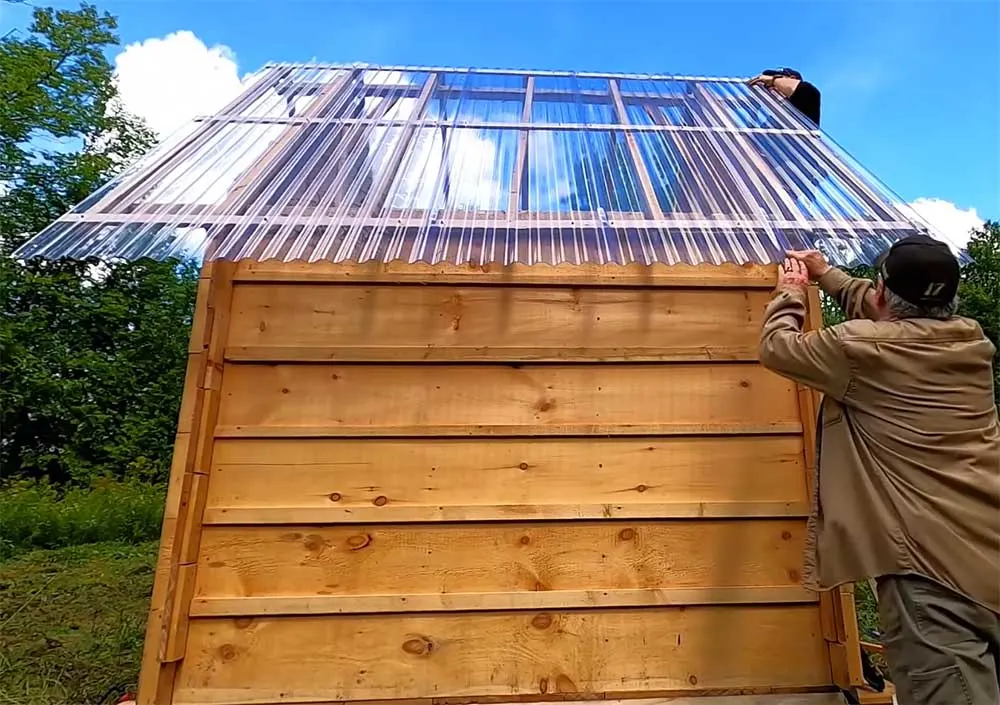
778,257,810,294
748,74,776,88
786,249,831,281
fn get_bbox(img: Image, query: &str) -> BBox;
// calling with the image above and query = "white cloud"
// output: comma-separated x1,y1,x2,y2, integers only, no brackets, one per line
113,31,244,138
904,197,984,252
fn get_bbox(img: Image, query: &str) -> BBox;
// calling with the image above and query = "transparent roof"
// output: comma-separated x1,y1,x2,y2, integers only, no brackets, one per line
12,63,954,267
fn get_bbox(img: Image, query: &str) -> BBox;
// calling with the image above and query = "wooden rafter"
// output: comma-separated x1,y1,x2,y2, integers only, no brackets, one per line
609,79,664,219
508,76,534,220
364,73,440,216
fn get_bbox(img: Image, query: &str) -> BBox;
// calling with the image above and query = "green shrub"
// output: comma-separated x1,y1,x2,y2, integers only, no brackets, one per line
0,480,164,558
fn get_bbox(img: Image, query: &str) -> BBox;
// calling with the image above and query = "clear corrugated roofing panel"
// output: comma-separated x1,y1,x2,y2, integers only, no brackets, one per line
13,63,956,267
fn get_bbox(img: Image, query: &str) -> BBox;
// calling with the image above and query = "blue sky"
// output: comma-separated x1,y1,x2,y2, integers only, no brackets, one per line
3,0,997,237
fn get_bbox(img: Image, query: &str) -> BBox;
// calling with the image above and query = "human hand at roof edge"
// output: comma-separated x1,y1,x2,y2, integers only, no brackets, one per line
786,249,832,281
777,257,811,294
748,72,801,100
748,74,777,88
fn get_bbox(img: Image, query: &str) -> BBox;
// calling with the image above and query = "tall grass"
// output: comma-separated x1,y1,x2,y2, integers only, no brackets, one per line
0,480,165,558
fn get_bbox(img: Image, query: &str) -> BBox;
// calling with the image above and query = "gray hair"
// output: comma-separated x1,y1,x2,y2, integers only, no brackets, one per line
884,287,959,320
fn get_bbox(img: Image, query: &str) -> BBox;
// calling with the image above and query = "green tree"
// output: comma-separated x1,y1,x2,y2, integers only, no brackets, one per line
0,3,198,485
958,221,1000,403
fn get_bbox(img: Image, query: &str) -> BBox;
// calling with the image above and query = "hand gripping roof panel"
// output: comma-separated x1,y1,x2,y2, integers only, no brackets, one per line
12,63,958,268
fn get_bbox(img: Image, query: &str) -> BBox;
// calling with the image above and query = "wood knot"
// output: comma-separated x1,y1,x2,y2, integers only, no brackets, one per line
346,534,372,551
531,613,553,630
219,644,237,661
280,387,290,394
234,617,252,629
539,677,549,694
303,534,327,552
688,675,698,686
535,398,556,413
328,492,342,502
739,379,751,388
555,674,578,693
635,484,648,493
788,569,801,582
618,528,635,541
518,462,529,470
519,535,531,545
258,321,267,332
401,635,433,656
372,495,388,507
781,530,792,540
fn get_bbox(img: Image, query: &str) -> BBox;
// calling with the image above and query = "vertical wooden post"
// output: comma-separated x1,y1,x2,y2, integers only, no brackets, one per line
137,261,236,705
801,286,865,691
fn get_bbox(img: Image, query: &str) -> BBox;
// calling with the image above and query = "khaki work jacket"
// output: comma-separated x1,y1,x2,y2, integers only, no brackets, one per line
759,268,1000,614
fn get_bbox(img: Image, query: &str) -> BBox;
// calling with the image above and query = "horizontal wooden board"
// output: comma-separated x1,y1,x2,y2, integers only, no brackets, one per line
176,697,845,705
226,284,770,362
232,260,779,288
194,520,808,603
202,502,809,525
206,437,808,515
215,363,800,436
190,586,816,617
172,696,845,705
174,606,830,704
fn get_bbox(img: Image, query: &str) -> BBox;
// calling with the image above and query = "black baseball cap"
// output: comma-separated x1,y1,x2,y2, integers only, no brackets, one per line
763,67,803,80
875,234,960,306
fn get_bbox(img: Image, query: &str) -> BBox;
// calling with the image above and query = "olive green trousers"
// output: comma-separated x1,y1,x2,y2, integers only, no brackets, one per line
876,574,1000,705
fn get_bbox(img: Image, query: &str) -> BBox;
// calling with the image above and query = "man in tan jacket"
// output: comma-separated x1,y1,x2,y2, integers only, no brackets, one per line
758,235,1000,704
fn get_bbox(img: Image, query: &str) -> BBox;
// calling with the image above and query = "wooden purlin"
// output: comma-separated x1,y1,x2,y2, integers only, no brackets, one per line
193,114,820,136
136,261,236,705
57,211,915,229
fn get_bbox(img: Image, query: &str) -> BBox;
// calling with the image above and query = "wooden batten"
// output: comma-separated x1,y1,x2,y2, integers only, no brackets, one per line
799,287,864,693
138,260,859,705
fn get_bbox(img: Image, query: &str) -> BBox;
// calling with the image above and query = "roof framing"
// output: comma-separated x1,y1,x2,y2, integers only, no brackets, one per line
12,63,948,267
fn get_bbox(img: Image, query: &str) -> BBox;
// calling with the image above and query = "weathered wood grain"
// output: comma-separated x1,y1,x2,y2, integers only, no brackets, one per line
226,284,770,362
174,606,830,704
215,363,800,436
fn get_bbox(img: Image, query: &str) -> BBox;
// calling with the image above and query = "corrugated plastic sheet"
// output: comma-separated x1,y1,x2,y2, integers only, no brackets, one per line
12,63,956,267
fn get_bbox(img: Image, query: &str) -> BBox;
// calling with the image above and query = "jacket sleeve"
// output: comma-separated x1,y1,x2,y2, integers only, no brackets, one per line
818,267,879,321
759,287,853,401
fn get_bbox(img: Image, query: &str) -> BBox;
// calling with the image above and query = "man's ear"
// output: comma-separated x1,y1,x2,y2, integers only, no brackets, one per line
874,279,887,308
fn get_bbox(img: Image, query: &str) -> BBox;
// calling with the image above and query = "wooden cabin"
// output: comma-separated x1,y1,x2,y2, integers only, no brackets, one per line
14,63,930,705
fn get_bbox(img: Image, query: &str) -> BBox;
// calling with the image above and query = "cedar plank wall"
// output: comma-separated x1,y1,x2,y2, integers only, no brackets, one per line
138,260,863,705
